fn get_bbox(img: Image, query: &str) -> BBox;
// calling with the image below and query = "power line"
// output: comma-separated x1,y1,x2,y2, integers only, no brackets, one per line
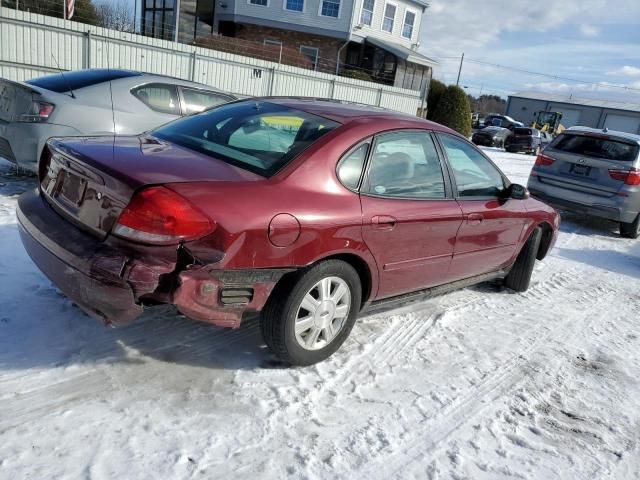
431,55,640,93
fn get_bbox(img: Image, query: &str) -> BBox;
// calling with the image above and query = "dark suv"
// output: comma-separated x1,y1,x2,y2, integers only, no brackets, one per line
505,127,552,155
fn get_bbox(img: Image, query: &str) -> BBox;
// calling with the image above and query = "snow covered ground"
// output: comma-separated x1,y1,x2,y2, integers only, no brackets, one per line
1,148,639,479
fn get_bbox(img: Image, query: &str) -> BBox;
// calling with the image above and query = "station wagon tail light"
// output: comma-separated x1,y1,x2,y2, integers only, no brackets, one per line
608,168,640,185
19,101,55,123
113,186,214,244
534,154,555,167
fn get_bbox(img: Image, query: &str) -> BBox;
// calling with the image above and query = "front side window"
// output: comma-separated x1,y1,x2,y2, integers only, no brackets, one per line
360,0,375,25
438,134,505,197
153,101,339,177
300,46,319,70
321,0,340,17
382,3,396,33
249,0,268,6
337,143,369,190
132,83,180,115
180,88,234,115
402,10,416,39
365,131,445,199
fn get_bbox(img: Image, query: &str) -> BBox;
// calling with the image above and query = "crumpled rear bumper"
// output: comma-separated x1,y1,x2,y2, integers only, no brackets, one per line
17,189,291,328
17,189,175,324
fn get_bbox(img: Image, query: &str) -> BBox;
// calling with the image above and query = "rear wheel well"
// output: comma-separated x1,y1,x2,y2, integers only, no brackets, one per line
536,222,554,260
324,254,372,307
276,254,373,310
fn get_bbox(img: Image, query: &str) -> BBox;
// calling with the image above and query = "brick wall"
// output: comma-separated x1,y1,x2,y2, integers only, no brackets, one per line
230,24,347,72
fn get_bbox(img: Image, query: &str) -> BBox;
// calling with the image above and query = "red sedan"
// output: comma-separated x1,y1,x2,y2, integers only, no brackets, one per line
17,98,559,365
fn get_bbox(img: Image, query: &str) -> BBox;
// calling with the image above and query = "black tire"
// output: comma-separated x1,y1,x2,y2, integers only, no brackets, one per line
504,227,542,292
620,214,640,239
261,260,362,366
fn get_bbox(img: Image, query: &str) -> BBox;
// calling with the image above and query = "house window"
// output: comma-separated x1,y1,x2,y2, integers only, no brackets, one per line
285,0,304,11
264,39,282,47
141,0,175,41
249,0,268,6
382,3,396,33
403,10,416,38
360,0,374,26
320,0,340,17
300,46,319,70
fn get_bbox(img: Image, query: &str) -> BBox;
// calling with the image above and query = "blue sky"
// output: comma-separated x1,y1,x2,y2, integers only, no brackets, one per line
419,0,640,102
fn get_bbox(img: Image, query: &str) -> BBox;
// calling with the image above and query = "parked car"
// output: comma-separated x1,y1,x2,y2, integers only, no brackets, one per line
17,98,559,365
505,127,552,154
0,69,236,172
527,127,640,238
483,114,524,130
472,126,512,148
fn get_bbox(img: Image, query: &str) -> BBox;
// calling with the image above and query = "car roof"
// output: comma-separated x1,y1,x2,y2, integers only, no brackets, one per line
565,126,640,145
256,97,452,130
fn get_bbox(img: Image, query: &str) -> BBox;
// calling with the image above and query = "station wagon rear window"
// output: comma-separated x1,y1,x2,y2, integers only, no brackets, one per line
152,101,340,177
550,133,639,161
27,69,141,93
514,128,537,136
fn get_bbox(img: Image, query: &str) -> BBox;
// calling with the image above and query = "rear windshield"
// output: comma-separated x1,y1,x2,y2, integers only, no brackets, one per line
514,128,536,136
550,133,639,161
27,69,140,93
153,101,340,177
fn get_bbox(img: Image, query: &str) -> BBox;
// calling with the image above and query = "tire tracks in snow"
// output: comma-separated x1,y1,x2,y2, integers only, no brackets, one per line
0,317,262,432
355,270,614,479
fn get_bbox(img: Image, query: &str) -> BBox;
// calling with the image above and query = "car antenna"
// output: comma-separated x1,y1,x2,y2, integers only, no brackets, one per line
50,53,76,99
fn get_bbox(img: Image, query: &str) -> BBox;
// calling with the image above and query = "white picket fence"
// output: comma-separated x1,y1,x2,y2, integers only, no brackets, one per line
0,7,424,114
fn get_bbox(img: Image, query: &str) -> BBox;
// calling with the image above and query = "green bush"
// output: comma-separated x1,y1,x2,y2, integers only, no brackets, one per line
432,85,472,137
426,79,446,120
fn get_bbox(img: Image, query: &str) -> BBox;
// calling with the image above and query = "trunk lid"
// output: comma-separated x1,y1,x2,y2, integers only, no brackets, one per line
536,132,640,197
0,78,38,123
40,135,263,239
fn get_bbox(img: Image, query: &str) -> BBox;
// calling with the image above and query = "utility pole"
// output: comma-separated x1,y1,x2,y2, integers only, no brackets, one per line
63,0,66,19
456,52,464,86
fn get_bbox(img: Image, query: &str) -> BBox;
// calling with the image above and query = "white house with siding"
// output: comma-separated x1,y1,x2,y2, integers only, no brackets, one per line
141,0,437,93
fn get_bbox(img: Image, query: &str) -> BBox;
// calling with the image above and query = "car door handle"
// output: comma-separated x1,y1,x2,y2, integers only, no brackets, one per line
372,215,397,230
467,213,484,225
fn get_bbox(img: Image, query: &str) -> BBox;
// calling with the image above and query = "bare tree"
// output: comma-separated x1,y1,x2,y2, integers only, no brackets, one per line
95,0,135,32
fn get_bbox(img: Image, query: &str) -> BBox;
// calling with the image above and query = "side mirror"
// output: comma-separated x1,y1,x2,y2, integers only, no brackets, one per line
508,183,530,200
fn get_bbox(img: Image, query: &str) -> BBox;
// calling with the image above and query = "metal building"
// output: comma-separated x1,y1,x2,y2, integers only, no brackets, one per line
506,92,640,134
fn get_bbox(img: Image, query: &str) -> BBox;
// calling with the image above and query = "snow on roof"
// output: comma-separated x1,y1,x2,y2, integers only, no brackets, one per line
510,91,640,113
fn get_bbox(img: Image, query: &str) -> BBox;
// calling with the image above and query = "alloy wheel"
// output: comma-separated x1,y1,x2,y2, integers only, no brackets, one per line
294,276,351,351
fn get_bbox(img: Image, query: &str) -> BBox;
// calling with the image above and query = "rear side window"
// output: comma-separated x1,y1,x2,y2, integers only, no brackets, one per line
133,84,181,115
364,131,445,199
27,69,140,93
180,88,234,115
153,101,339,177
550,133,639,161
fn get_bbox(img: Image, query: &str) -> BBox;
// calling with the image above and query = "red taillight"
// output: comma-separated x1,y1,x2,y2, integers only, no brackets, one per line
609,168,640,185
534,154,555,167
113,186,214,244
19,101,55,123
